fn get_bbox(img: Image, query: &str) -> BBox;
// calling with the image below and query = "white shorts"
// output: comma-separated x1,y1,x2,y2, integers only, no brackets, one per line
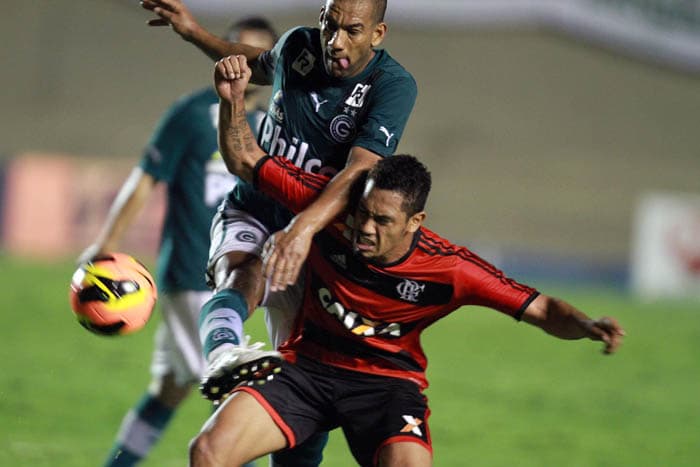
206,200,304,349
150,290,211,386
207,202,270,285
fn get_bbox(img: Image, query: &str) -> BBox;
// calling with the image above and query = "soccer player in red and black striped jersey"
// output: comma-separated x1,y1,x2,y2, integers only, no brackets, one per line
187,54,626,467
257,154,541,389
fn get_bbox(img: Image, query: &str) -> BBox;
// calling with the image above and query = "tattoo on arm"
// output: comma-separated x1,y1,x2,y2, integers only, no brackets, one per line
226,107,256,155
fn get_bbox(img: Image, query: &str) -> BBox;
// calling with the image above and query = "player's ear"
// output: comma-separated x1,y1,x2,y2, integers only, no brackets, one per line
319,6,326,26
406,211,426,233
371,22,387,48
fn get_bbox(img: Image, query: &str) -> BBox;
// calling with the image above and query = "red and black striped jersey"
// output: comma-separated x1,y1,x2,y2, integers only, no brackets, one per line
254,156,539,389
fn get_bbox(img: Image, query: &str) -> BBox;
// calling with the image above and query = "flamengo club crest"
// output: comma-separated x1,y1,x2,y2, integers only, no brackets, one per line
396,279,425,302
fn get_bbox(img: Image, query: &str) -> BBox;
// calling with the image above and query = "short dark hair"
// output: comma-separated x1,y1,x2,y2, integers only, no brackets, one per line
327,0,386,24
373,0,387,23
365,155,432,216
224,17,278,44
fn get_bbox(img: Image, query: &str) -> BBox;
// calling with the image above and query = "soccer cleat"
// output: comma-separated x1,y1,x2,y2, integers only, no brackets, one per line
199,335,283,402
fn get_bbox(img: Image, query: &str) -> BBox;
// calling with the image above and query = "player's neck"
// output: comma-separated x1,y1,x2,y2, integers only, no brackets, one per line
373,231,419,266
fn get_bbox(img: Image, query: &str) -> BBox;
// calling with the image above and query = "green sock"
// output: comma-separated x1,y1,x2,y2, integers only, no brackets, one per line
199,289,249,360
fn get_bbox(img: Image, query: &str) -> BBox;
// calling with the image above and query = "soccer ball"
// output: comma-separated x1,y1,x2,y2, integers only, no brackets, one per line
69,252,157,336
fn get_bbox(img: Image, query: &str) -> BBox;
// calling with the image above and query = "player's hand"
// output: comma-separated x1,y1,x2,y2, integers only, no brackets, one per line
262,221,314,292
141,0,198,40
214,55,251,102
586,317,625,355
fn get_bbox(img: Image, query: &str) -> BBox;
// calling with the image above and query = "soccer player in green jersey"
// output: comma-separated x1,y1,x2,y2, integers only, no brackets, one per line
78,18,277,467
141,0,418,402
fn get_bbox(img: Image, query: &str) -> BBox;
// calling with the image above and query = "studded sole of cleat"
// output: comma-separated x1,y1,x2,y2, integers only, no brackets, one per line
200,356,283,402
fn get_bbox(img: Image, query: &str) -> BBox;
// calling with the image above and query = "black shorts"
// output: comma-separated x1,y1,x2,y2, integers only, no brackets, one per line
235,355,432,467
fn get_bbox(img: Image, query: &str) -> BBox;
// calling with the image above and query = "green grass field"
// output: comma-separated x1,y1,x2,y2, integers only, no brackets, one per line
1,255,698,466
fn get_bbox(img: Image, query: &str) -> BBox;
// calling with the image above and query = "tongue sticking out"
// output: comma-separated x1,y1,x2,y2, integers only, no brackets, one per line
338,58,350,70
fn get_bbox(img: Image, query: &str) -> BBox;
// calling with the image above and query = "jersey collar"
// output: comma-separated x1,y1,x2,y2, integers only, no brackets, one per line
365,228,422,269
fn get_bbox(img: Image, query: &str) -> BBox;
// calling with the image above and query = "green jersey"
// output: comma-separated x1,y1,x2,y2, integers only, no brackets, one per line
141,87,264,292
231,26,417,231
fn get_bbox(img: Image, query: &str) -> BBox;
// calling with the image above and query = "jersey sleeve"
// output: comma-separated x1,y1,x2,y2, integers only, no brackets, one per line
139,95,194,183
258,27,304,84
253,155,331,213
352,73,417,157
453,248,539,320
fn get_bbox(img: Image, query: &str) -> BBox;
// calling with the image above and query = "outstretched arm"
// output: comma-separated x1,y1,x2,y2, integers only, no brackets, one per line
141,0,270,83
77,168,156,263
262,149,378,291
521,295,625,354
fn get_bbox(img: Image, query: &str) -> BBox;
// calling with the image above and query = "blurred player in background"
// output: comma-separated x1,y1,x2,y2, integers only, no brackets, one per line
188,59,626,464
141,0,417,409
78,18,277,467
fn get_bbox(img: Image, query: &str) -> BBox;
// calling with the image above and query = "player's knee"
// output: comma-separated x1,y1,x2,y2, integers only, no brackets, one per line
213,253,264,305
190,430,251,467
377,441,432,467
189,431,242,467
189,432,220,467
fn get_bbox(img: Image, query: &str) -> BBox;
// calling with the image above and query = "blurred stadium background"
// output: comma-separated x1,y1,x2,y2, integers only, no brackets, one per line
1,1,699,466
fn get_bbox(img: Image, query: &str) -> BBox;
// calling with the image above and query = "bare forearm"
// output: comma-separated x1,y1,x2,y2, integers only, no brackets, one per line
186,26,269,84
292,148,379,235
218,98,264,182
522,294,625,354
96,169,155,251
142,0,269,82
186,24,236,60
188,25,255,62
292,165,361,236
523,295,596,340
260,168,359,291
260,148,379,290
